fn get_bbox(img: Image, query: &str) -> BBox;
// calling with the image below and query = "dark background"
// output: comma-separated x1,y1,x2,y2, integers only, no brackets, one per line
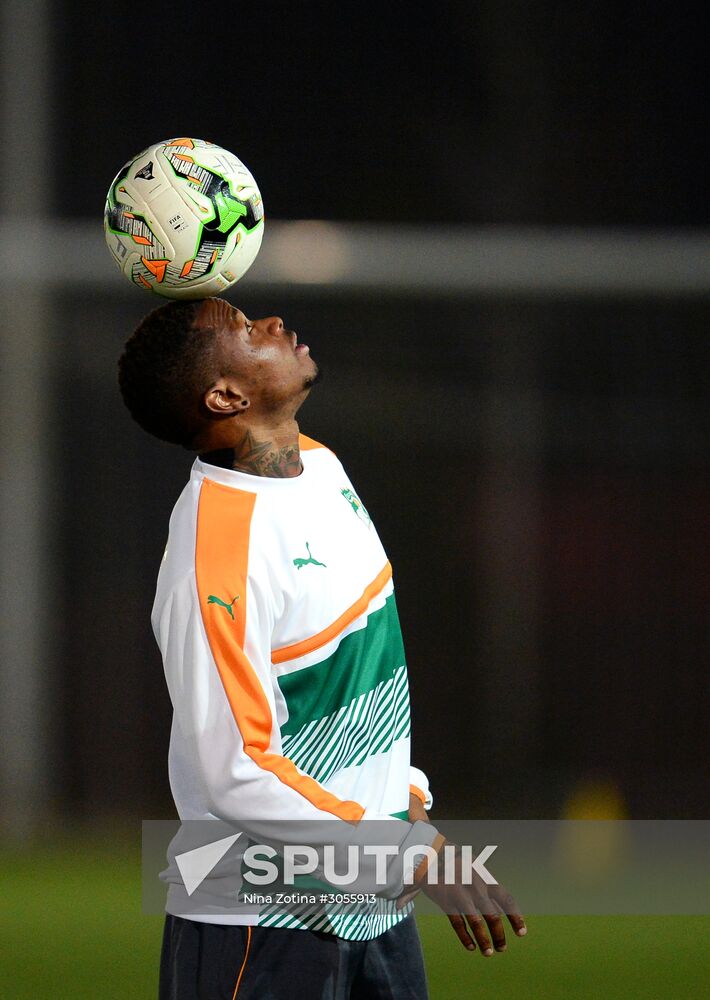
59,2,707,226
27,0,710,823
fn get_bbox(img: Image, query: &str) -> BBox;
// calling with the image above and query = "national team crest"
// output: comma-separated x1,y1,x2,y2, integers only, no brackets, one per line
340,487,372,525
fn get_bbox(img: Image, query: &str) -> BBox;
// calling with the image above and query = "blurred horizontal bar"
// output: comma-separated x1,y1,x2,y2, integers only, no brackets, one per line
2,218,710,296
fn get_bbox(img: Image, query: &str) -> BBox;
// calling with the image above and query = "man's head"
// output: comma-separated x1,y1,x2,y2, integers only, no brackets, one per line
118,297,319,449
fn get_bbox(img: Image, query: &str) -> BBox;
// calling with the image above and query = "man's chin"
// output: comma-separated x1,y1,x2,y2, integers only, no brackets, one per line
304,364,323,389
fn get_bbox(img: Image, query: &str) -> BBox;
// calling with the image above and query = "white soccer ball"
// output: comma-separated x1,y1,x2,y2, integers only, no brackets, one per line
103,137,264,298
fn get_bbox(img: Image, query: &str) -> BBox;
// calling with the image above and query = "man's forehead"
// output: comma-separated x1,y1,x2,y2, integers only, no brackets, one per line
196,297,241,328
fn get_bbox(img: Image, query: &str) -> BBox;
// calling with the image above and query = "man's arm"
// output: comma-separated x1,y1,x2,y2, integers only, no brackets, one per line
408,790,430,824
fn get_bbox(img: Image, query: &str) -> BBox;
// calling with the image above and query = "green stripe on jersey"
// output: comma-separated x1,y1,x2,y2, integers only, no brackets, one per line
278,593,406,736
281,665,410,784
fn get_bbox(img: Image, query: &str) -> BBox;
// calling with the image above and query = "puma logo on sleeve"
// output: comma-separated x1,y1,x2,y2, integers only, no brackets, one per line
293,542,327,570
207,594,240,619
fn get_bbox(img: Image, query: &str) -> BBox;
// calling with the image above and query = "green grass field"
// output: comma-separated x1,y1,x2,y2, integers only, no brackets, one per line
0,837,707,999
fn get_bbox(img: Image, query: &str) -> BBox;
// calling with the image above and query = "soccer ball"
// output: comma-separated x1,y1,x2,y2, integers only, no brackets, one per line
104,138,264,298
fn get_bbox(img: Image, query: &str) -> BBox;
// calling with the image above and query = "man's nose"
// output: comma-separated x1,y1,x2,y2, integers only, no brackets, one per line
260,316,284,336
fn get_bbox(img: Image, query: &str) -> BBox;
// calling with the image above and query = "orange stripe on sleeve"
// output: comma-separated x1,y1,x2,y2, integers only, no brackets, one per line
195,478,364,823
271,562,393,665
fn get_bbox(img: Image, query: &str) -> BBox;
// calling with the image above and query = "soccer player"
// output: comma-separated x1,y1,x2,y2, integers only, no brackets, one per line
118,298,525,999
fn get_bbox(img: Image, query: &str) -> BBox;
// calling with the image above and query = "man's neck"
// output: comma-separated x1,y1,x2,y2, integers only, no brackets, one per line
201,422,302,478
233,426,302,478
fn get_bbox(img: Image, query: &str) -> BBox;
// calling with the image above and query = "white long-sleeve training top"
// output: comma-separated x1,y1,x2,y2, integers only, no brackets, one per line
152,434,433,937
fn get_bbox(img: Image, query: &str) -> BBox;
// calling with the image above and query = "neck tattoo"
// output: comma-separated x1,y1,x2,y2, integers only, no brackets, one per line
231,429,303,478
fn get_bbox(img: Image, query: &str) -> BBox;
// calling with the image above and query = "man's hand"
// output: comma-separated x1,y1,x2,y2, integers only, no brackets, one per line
419,841,527,954
404,795,527,957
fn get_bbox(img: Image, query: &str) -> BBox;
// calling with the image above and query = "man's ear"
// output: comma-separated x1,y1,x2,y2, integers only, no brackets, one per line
203,378,250,417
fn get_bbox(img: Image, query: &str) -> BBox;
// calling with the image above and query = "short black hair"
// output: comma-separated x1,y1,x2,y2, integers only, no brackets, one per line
118,299,218,448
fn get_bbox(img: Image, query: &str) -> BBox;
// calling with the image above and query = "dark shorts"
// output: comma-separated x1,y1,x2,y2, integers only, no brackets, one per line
159,913,429,1000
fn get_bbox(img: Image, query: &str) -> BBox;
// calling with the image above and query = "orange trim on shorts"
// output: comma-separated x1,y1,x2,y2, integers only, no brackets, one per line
271,562,393,665
232,925,252,999
195,478,365,823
